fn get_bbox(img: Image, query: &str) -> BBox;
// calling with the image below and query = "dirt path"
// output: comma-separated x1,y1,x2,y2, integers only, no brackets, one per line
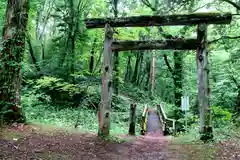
0,124,181,160
1,123,240,160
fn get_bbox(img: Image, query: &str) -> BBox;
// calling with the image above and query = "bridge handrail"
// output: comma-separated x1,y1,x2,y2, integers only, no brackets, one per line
142,104,148,117
141,104,148,135
157,104,176,132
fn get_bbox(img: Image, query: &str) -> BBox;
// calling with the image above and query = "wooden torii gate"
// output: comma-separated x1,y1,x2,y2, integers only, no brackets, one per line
84,13,232,139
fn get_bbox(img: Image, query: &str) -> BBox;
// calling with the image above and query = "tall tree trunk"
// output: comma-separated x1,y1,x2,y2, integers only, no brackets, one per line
236,87,240,115
41,39,45,60
124,55,132,82
173,52,183,108
112,0,119,95
136,51,144,85
113,51,119,94
173,52,183,119
70,35,75,74
149,51,156,96
163,52,183,119
69,0,75,75
145,57,151,91
0,0,29,123
131,52,141,84
89,38,97,73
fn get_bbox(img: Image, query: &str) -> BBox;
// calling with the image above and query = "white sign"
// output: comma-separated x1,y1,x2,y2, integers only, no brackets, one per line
181,96,189,111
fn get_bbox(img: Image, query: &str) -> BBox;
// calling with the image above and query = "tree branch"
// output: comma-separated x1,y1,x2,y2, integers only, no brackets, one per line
221,0,240,10
141,0,157,12
209,35,240,44
163,54,173,74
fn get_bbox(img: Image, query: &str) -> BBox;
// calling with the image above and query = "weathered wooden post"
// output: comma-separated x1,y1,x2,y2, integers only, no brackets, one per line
98,24,113,137
129,103,137,135
196,24,213,141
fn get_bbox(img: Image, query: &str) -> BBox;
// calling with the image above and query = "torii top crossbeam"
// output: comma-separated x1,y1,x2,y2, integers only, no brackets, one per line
85,12,232,29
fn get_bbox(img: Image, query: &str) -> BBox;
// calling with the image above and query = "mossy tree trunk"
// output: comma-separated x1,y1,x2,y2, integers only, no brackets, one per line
0,0,29,123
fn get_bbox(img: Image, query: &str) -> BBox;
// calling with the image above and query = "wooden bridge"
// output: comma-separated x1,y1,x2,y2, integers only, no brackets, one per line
140,104,176,136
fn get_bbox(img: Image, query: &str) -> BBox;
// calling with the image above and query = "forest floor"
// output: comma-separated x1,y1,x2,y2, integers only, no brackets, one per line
0,123,240,160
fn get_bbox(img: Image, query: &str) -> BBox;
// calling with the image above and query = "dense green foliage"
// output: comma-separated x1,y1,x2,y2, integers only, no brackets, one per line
0,0,240,140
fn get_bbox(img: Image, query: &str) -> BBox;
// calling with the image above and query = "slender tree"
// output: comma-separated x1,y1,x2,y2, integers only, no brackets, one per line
111,0,120,94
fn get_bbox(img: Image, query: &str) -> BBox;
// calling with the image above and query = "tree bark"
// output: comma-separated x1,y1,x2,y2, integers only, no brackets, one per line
129,104,137,135
113,51,119,94
85,13,232,29
112,1,119,95
149,52,156,96
124,55,132,82
136,51,144,85
145,58,151,91
89,38,97,73
0,0,29,123
131,52,141,84
173,52,183,116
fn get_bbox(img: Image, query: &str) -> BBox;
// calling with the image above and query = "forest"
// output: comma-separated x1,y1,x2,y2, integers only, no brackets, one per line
0,0,240,159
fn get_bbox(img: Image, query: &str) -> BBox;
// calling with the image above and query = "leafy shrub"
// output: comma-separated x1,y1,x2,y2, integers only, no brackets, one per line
34,76,84,105
32,76,102,109
212,106,232,128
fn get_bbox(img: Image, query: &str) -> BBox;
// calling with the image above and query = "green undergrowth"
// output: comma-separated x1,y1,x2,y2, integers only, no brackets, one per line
21,90,143,135
170,126,240,160
172,124,240,145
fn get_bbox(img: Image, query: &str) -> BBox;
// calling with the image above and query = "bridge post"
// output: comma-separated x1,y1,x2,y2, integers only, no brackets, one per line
141,105,148,135
196,24,213,141
129,103,137,135
98,24,113,137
